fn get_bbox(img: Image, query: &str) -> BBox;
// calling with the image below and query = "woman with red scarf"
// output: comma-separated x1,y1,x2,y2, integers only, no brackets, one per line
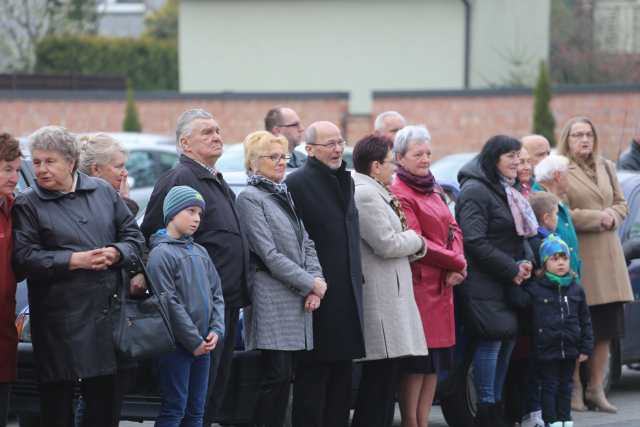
391,125,466,427
0,133,22,427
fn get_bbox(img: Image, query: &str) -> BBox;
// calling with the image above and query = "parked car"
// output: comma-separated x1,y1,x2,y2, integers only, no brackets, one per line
438,170,640,427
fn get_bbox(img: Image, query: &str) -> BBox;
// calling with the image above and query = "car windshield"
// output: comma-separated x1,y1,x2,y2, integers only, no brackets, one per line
431,153,476,184
216,144,246,172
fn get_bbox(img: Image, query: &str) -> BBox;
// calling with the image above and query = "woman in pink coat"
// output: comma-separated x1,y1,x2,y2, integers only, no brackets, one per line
391,125,466,427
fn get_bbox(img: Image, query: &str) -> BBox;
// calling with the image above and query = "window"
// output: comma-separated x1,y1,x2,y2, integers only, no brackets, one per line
127,151,156,189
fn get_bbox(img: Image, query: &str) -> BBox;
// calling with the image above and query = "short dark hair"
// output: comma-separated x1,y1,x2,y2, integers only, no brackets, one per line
0,133,22,162
478,135,522,183
353,134,393,175
264,107,284,132
528,191,559,223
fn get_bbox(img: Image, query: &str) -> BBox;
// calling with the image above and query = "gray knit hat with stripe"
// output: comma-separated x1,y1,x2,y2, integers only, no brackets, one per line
163,185,206,225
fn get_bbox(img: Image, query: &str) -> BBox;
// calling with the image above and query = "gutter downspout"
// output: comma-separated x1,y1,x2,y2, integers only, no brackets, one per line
461,0,471,88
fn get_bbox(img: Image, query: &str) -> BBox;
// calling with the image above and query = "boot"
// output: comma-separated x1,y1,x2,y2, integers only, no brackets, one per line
571,381,588,412
475,404,492,427
584,385,618,413
548,422,563,427
563,421,574,427
521,410,544,427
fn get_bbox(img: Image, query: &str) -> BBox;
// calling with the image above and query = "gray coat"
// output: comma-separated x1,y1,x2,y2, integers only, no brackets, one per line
236,183,323,351
147,231,225,353
353,172,428,360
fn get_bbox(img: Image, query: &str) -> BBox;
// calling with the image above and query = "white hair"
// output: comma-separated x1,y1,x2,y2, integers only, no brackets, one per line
534,154,570,182
374,111,406,131
393,125,431,157
175,108,214,151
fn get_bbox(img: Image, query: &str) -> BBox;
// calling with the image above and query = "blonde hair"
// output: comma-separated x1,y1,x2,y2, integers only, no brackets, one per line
78,133,127,176
242,131,288,173
528,191,559,224
557,116,599,161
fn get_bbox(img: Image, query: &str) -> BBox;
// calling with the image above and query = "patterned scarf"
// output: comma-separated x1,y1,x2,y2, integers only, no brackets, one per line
247,174,288,194
374,177,408,231
499,174,539,237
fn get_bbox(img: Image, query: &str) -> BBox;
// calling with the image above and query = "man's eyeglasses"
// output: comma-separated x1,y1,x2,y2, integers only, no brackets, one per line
569,132,594,140
277,122,301,129
308,140,346,150
260,154,291,163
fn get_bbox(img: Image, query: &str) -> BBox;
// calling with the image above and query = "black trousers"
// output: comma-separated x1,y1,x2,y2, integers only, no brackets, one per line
292,354,352,427
204,305,240,422
538,358,576,424
0,383,9,427
252,350,295,427
39,374,120,427
351,358,400,427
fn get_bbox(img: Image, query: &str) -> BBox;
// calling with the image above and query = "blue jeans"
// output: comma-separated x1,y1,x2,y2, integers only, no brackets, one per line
155,346,211,427
473,339,515,404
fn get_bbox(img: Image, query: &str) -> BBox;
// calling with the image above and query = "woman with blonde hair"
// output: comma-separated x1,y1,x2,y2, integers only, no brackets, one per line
236,131,326,427
557,116,632,413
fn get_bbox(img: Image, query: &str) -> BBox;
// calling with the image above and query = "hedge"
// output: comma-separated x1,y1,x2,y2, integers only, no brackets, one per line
35,35,178,91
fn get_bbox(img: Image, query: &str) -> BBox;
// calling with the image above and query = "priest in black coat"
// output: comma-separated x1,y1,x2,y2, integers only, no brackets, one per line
285,121,365,427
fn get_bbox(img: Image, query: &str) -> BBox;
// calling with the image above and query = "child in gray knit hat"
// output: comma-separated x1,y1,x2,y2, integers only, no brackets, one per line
147,185,224,426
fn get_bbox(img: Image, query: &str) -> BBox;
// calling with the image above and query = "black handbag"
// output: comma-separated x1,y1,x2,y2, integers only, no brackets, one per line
112,256,176,360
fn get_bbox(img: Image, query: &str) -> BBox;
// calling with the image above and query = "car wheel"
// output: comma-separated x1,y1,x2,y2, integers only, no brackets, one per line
18,413,40,427
440,357,477,427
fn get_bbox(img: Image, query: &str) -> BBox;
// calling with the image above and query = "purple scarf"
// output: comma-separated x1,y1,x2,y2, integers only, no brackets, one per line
396,166,436,194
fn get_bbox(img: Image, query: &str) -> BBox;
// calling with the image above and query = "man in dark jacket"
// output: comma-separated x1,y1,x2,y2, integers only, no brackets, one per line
617,133,640,171
285,121,365,427
140,109,250,422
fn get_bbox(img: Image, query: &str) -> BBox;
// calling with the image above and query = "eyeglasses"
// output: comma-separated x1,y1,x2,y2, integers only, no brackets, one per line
569,132,594,140
277,122,301,129
260,154,291,163
308,140,346,150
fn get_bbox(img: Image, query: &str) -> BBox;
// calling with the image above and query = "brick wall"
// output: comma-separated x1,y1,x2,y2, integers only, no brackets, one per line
2,86,639,161
373,85,640,161
1,92,349,144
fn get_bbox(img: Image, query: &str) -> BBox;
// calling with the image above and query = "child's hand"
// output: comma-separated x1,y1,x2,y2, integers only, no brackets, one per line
193,341,209,356
578,353,589,362
204,332,219,351
128,273,147,296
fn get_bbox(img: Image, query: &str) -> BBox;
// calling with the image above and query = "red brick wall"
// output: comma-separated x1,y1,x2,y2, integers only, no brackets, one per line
373,87,640,161
2,87,639,161
1,93,349,144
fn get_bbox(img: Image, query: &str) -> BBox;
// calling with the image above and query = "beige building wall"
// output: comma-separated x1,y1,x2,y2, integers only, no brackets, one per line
180,0,550,112
180,0,465,113
470,0,551,87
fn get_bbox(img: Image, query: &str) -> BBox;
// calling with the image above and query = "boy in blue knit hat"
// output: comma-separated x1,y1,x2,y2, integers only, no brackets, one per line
147,185,225,427
522,235,593,427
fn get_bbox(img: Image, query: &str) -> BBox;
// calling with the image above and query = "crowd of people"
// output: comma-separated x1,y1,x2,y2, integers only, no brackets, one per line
0,107,636,427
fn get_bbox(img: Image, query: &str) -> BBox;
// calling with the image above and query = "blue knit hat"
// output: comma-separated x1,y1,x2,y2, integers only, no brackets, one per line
539,234,570,265
163,185,206,225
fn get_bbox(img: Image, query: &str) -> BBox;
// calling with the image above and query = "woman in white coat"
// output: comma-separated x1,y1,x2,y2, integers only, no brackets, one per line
351,134,428,427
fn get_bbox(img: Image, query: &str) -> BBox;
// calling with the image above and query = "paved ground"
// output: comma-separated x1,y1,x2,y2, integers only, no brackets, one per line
9,368,640,426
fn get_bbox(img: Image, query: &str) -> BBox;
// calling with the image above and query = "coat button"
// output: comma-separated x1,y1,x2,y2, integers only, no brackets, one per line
544,299,548,303
103,309,109,314
539,328,543,333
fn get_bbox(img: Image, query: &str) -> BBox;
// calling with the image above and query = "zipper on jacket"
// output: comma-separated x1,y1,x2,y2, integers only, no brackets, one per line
559,286,566,359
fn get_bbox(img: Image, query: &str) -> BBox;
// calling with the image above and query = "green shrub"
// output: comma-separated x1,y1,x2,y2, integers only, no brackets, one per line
35,35,178,90
532,61,557,146
123,82,142,132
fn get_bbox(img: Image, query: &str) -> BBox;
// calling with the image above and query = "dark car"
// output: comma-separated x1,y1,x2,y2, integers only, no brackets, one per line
438,170,640,427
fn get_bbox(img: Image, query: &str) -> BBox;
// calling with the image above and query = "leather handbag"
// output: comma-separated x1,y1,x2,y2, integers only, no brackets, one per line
112,256,175,360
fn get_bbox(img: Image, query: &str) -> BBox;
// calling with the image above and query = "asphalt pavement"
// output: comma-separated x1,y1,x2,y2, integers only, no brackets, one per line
9,367,640,426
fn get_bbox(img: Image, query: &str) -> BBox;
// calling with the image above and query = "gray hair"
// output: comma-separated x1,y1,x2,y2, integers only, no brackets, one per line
393,125,432,157
175,108,214,149
29,126,80,172
304,126,318,144
374,111,406,131
78,133,127,176
534,154,570,182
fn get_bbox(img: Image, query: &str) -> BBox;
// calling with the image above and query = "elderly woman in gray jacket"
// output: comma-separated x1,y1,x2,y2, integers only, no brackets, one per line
236,131,327,427
351,134,428,427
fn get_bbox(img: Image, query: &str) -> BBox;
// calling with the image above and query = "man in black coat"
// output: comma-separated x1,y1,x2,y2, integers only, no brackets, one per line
285,121,365,427
140,109,250,422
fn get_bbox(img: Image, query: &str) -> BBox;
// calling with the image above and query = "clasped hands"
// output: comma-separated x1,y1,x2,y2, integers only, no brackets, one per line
194,332,219,356
601,208,616,230
305,277,327,312
69,247,121,271
513,261,533,286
